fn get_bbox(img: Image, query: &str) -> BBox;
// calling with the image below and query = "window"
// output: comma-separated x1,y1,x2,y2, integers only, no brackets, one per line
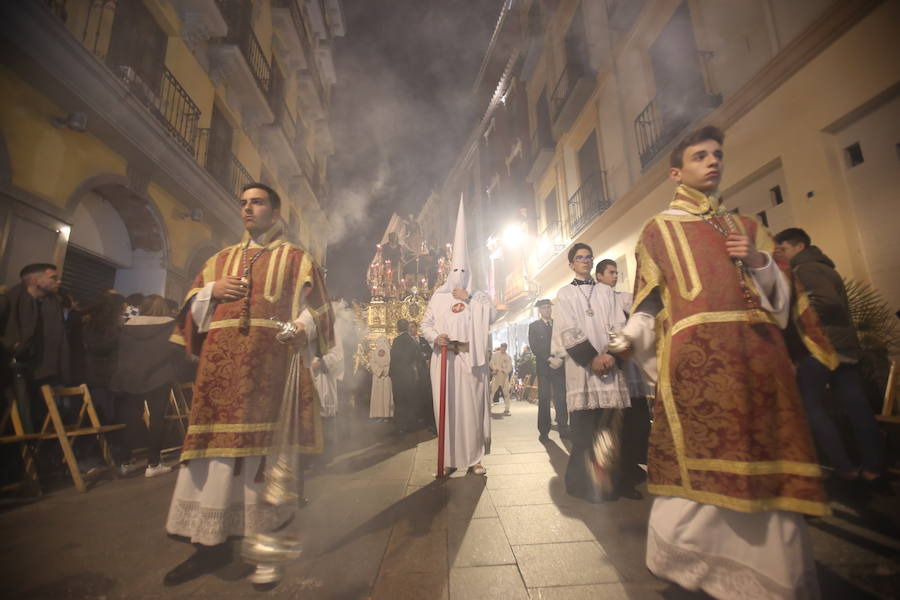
770,185,784,206
756,210,768,227
844,142,864,167
577,131,601,185
543,188,558,226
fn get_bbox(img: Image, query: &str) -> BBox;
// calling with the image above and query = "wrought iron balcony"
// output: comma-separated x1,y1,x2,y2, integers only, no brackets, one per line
567,171,612,236
549,60,594,138
209,0,275,124
635,52,723,168
50,0,201,156
275,98,297,145
215,0,271,95
117,66,201,156
271,0,312,72
198,130,253,199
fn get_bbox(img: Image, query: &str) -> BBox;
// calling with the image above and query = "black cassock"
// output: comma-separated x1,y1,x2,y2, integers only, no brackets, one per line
389,333,428,431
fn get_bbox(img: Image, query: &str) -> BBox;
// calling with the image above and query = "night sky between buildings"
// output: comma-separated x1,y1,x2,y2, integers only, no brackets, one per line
325,0,501,301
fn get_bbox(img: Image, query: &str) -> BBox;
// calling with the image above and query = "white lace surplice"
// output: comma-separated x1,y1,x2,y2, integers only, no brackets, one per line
166,457,295,546
647,496,819,600
552,283,630,412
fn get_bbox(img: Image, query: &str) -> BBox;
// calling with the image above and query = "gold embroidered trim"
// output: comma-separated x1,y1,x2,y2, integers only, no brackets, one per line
669,184,722,214
292,252,314,318
264,245,288,303
670,309,777,337
224,245,242,278
170,332,186,346
180,442,323,460
655,217,702,301
187,422,277,434
632,237,664,311
208,318,282,330
183,287,205,303
648,483,831,516
792,297,839,371
684,457,822,477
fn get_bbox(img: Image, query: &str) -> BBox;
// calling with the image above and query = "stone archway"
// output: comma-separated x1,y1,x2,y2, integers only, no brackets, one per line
64,176,170,302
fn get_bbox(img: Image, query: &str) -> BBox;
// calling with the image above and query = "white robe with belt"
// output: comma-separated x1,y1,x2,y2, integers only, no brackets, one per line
421,290,492,469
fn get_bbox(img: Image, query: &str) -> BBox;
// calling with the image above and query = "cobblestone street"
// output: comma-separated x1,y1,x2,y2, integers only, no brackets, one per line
2,399,898,599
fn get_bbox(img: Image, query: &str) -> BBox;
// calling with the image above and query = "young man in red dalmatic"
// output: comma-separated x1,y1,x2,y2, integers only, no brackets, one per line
164,183,333,586
610,126,834,599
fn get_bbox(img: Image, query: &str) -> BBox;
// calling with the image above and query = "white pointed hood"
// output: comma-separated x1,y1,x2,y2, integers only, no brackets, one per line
438,197,471,294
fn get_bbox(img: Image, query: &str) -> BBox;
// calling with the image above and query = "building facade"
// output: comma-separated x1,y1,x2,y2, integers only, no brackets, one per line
420,0,900,352
0,0,344,304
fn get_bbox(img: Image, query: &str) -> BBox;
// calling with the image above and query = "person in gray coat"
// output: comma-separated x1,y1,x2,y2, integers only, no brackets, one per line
110,294,183,478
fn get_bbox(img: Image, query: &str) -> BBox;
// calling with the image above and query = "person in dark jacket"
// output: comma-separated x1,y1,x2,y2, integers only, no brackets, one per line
528,299,568,441
409,321,435,430
82,292,130,473
389,319,428,433
0,263,69,430
774,228,883,484
110,294,182,478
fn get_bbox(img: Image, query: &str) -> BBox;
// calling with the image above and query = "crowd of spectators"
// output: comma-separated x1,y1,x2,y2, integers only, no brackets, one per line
0,263,191,487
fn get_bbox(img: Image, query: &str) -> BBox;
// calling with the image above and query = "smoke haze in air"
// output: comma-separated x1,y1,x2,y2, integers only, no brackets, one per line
326,0,500,300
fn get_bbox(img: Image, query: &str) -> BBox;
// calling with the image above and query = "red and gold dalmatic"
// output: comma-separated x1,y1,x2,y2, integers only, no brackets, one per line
633,185,834,516
171,225,334,460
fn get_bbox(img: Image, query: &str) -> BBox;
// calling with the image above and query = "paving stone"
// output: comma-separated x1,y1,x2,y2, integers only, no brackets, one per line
448,517,515,567
482,461,556,475
513,541,620,588
497,505,594,545
380,526,448,574
447,478,497,520
373,571,449,600
528,581,670,600
482,452,555,465
486,473,559,490
449,565,529,600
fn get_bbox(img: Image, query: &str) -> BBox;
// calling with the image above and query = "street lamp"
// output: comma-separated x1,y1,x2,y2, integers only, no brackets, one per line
502,222,526,248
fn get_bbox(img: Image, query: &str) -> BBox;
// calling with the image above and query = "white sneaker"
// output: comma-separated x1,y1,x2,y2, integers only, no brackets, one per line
118,462,142,477
145,463,173,478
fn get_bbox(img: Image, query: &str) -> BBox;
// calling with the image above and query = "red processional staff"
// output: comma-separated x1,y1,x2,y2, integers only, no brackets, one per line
436,345,448,478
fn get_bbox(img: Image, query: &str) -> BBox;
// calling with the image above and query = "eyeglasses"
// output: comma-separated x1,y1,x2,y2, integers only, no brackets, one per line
572,255,594,263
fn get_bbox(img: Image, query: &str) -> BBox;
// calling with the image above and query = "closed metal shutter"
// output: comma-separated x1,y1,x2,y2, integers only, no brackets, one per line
62,246,117,307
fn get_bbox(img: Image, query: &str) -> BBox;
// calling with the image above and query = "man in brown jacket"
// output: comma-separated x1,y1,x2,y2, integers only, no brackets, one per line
774,227,883,484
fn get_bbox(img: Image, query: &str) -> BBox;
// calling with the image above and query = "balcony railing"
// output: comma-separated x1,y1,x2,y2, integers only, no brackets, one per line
215,0,272,97
117,66,201,155
635,51,722,168
549,61,583,121
49,0,201,156
274,98,297,146
198,130,253,199
567,171,612,236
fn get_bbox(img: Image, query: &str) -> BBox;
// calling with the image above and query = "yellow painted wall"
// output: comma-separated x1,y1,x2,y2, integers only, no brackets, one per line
533,0,900,307
0,66,127,209
146,182,214,271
